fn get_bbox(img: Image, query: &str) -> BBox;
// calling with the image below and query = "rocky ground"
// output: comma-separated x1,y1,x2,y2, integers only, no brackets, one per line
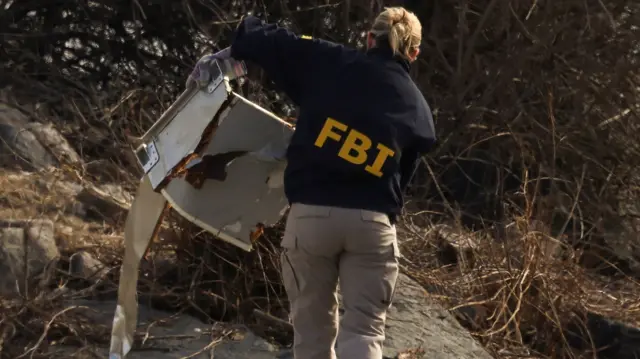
2,96,640,359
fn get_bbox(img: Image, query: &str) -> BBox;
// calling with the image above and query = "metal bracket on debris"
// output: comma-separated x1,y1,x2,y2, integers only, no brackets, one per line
135,141,159,174
206,61,224,94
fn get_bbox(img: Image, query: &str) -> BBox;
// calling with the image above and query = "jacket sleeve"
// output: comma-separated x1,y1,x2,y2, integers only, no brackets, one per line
399,108,436,192
230,15,338,105
415,105,436,153
399,147,421,192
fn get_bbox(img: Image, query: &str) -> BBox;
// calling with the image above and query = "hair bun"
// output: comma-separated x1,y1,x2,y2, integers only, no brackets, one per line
370,7,422,61
390,8,407,26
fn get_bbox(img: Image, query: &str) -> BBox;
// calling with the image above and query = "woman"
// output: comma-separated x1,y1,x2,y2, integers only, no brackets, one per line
189,7,435,359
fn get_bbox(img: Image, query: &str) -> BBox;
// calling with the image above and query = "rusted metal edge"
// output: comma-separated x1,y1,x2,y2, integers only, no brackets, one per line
154,87,239,192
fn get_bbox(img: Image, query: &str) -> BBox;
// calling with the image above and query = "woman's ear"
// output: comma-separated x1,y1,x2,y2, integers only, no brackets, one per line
408,47,420,62
366,32,376,49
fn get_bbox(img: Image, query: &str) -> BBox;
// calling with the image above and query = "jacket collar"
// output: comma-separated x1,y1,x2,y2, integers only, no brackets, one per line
366,45,411,73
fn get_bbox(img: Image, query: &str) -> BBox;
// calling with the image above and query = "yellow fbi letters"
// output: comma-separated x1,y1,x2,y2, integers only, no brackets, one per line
314,117,395,177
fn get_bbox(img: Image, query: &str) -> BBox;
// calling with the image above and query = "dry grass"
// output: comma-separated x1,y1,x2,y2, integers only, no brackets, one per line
399,216,640,358
0,169,120,358
1,164,640,358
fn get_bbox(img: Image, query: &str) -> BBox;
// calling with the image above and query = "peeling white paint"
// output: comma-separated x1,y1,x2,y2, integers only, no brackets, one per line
224,220,242,233
267,168,285,188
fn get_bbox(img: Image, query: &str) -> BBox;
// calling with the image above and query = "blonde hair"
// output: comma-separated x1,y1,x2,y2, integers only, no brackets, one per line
370,7,422,61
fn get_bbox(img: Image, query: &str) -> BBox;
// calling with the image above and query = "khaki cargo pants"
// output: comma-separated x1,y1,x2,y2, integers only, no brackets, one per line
281,203,400,359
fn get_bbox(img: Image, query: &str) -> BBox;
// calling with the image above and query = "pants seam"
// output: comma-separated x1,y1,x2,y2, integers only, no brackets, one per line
283,248,301,293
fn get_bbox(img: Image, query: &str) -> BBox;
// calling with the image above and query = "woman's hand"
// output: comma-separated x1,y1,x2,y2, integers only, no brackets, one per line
186,47,232,88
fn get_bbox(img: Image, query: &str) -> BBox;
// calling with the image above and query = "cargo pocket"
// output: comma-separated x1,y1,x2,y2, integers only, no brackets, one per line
386,237,401,308
280,248,300,299
391,235,401,259
288,203,336,256
280,213,299,297
359,209,397,253
281,219,297,250
360,209,392,228
291,203,332,219
358,210,400,309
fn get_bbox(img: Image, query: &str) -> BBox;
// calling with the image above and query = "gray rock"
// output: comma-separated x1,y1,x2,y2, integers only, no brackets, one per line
266,273,494,359
75,183,131,221
504,220,564,259
0,227,26,295
566,311,640,359
212,331,280,359
0,219,60,297
431,224,478,271
69,251,108,280
0,102,82,171
382,274,492,359
27,121,82,165
0,104,57,170
57,300,282,359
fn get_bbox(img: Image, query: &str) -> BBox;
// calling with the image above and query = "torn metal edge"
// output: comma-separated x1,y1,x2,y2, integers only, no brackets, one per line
160,188,254,252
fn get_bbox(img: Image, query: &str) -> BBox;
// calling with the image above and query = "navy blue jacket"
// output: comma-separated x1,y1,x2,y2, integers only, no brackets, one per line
230,15,435,219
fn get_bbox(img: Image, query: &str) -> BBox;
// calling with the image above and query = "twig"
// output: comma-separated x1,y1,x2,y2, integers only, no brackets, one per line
253,309,293,331
18,305,90,359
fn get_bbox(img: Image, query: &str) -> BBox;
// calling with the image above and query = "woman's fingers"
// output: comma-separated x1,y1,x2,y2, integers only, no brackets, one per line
186,48,232,88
